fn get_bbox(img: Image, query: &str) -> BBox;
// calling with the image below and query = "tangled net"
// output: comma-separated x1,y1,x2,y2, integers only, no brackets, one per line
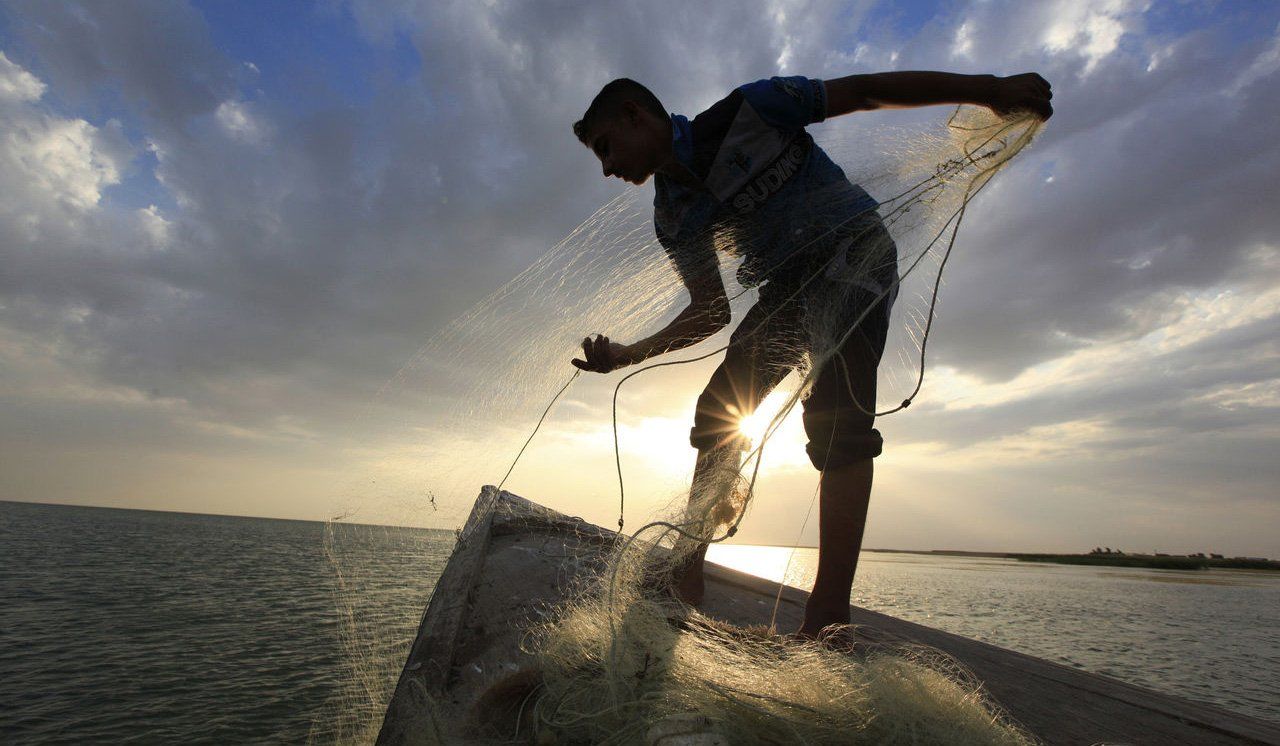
332,106,1044,744
528,594,1032,745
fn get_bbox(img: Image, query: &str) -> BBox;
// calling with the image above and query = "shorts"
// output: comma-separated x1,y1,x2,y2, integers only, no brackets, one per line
688,213,898,470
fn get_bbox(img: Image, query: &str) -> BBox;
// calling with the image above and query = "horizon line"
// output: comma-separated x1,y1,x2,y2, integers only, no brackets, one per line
3,498,1269,559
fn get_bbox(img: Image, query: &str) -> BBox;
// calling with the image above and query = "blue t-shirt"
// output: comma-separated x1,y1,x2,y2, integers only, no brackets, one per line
653,76,879,288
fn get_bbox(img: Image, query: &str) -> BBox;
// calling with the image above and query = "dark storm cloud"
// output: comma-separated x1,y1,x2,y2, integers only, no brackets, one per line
2,0,1273,405
5,0,236,131
891,13,1280,381
0,0,875,432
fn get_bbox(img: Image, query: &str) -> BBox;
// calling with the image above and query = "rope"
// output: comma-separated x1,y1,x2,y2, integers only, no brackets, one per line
492,109,1039,576
496,369,581,491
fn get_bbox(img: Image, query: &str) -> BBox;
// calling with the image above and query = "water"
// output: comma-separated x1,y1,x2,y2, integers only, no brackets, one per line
2,502,1276,745
0,501,452,744
708,544,1280,723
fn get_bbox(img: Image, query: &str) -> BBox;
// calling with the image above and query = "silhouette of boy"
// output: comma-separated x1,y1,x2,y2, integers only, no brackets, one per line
571,71,1050,637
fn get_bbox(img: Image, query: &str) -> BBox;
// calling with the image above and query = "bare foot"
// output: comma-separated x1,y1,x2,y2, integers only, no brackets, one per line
794,626,877,657
797,598,851,639
636,556,704,605
795,608,896,657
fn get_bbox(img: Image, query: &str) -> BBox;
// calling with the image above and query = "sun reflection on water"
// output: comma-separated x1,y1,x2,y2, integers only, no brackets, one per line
706,543,816,587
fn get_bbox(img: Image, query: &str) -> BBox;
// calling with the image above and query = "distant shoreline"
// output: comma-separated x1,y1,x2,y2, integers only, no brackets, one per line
865,548,1280,571
4,501,1276,569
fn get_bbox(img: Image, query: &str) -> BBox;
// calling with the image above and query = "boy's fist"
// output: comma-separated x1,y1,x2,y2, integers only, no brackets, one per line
572,334,630,373
989,73,1053,120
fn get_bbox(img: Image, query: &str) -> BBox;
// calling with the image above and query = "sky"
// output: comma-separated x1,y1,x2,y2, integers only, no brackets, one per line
1,0,1277,557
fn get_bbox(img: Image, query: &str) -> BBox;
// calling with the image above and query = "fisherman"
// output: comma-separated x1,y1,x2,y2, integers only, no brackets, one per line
570,71,1051,638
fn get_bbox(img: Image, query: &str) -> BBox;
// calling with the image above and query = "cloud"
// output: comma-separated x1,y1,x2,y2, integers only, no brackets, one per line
0,55,131,213
3,115,128,211
214,99,268,143
1228,21,1280,96
0,48,44,100
3,0,236,133
1039,0,1140,74
885,9,1280,385
941,0,1147,75
0,0,1276,553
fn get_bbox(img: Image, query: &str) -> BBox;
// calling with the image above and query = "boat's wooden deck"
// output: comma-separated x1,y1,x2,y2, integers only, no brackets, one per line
377,488,1280,745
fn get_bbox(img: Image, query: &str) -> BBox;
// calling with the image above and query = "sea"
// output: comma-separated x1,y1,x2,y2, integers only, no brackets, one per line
2,500,1277,744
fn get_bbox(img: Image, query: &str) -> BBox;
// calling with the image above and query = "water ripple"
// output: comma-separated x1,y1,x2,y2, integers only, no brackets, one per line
0,502,452,744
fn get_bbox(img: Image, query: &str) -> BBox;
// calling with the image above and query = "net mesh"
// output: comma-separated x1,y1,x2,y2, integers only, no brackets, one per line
321,106,1044,744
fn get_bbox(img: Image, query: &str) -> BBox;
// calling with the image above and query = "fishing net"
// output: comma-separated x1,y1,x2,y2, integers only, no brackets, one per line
323,106,1043,744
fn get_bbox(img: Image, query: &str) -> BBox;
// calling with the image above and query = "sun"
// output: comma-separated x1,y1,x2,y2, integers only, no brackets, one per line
736,389,798,446
737,407,774,444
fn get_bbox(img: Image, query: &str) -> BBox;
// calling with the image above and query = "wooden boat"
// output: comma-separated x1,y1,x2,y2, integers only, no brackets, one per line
377,487,1280,745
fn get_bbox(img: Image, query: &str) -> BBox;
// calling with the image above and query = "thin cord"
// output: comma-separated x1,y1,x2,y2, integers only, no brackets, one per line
496,110,1038,558
842,173,980,418
484,110,1041,725
604,114,1039,628
497,369,581,491
609,194,945,531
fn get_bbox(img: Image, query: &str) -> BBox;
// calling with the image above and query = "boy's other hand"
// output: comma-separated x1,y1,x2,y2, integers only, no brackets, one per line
989,73,1053,120
572,334,630,373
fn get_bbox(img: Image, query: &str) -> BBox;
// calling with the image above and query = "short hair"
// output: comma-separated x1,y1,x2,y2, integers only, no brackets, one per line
573,78,666,143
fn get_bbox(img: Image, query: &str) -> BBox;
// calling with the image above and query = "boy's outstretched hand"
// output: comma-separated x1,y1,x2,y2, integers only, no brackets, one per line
572,334,631,374
989,73,1053,120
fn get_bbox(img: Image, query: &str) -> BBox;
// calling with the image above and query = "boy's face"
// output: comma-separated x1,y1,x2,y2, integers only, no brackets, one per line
585,104,664,185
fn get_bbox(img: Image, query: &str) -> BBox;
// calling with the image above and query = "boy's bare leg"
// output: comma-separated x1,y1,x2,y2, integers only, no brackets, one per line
672,541,709,605
798,458,873,638
672,442,742,605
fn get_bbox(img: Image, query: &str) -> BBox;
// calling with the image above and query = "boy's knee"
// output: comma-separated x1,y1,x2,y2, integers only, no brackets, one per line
688,387,753,452
804,428,883,471
689,423,752,453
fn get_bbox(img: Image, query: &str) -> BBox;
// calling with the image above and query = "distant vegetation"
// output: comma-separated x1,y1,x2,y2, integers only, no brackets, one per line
1013,548,1280,571
868,547,1280,571
1016,553,1209,570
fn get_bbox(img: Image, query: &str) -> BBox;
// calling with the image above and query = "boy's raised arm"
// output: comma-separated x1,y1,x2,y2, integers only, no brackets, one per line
824,71,1052,120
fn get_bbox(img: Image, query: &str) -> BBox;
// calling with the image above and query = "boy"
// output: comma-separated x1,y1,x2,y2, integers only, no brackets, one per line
570,71,1051,637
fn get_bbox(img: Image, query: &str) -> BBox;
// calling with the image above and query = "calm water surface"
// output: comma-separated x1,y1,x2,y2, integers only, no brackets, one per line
0,502,451,744
709,543,1280,723
2,501,1276,744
